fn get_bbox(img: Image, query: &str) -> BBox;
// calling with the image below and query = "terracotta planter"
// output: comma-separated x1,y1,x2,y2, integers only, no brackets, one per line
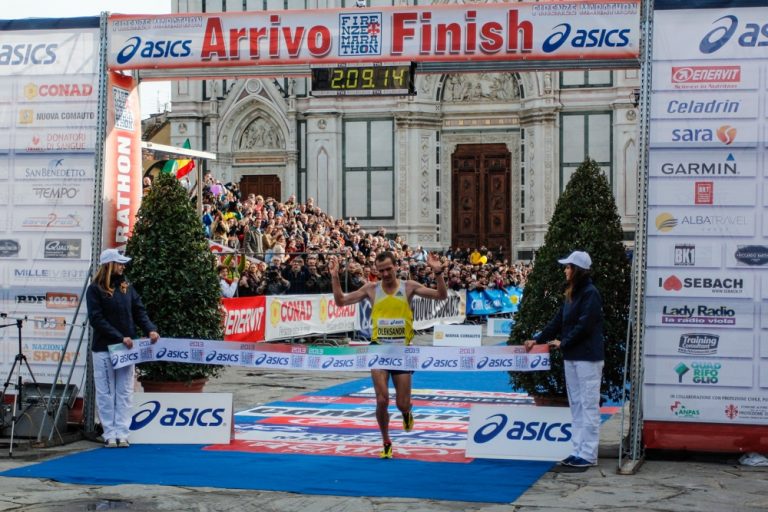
139,378,208,393
532,394,570,407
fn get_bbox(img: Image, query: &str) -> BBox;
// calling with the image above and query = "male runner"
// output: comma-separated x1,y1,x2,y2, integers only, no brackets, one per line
329,251,447,458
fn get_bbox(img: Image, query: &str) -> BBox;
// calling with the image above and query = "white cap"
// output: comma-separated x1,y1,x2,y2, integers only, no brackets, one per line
99,248,131,265
558,251,591,270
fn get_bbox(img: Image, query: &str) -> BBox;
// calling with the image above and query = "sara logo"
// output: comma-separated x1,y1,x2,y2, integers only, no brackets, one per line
116,36,193,64
699,15,768,54
129,400,225,430
155,347,189,360
473,413,572,443
420,356,458,369
671,125,736,145
542,24,631,53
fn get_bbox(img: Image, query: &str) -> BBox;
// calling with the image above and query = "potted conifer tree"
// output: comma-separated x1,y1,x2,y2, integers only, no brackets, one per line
126,172,223,391
508,158,631,405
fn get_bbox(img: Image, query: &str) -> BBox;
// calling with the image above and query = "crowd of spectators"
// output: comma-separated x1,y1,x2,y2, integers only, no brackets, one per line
197,173,532,297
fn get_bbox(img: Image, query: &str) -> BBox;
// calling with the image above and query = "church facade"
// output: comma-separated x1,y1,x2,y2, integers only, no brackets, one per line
167,0,640,260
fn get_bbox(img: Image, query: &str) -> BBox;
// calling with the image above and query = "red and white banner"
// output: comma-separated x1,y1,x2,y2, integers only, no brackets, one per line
107,2,640,72
102,72,142,251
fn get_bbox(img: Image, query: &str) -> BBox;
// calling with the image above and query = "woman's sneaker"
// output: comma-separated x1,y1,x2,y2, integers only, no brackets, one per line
117,439,130,448
559,455,577,466
567,456,597,468
104,439,118,448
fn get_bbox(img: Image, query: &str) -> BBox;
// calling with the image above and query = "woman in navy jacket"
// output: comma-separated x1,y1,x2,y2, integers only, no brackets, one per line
525,250,604,469
86,249,159,448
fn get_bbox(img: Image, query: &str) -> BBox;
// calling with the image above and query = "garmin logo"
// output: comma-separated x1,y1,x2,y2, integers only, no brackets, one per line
678,333,719,355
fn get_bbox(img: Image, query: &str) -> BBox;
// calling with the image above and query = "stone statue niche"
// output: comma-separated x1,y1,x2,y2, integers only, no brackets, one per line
238,116,284,151
442,73,522,102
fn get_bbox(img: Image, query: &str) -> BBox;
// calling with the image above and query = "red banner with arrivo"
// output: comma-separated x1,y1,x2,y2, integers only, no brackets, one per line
102,71,142,251
222,295,267,342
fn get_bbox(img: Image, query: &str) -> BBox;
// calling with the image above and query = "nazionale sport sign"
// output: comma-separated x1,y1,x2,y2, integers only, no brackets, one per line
106,1,640,73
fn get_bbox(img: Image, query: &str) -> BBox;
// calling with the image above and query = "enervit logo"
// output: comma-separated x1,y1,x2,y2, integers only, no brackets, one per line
671,65,740,84
660,153,737,176
678,333,719,355
670,401,700,418
116,37,193,64
734,245,768,265
0,239,20,257
23,82,94,100
655,213,677,232
542,24,630,53
670,125,736,144
658,275,743,293
130,400,225,430
699,15,768,54
473,413,571,443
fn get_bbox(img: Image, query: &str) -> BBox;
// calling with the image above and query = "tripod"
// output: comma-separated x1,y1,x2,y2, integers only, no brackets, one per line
0,317,49,457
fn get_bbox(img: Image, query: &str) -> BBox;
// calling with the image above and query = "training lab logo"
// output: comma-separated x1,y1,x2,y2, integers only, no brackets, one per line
673,361,720,384
733,245,768,266
0,239,20,257
671,65,741,89
699,14,768,54
670,124,737,145
473,413,572,444
669,400,700,418
678,333,719,355
659,152,738,176
339,12,383,56
657,274,744,295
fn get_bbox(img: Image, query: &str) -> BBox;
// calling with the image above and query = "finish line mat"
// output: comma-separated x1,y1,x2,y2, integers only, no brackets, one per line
1,372,614,503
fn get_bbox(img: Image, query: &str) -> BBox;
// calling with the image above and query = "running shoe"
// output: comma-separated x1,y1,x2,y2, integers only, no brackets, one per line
104,439,118,448
379,442,393,459
117,439,130,448
567,456,597,468
402,410,414,432
559,455,577,466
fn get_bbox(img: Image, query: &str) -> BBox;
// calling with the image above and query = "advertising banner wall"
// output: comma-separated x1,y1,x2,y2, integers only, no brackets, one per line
106,2,640,73
0,17,101,395
645,2,768,429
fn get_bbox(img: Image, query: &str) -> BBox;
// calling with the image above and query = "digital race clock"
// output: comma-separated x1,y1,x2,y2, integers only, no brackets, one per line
311,62,416,96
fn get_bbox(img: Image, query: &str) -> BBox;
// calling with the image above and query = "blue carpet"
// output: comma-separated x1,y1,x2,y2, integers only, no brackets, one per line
1,371,558,503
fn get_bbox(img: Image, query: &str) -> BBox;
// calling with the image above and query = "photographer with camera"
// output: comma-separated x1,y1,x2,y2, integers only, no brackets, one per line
258,263,290,296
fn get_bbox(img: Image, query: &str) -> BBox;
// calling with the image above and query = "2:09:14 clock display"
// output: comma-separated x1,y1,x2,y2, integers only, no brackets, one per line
311,63,415,96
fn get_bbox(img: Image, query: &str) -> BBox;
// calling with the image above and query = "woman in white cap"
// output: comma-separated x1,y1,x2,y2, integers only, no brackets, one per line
86,248,159,448
524,250,604,469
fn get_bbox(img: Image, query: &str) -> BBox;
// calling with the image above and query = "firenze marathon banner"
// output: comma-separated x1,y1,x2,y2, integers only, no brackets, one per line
0,18,101,389
109,337,550,373
106,2,639,73
222,290,466,342
644,2,768,427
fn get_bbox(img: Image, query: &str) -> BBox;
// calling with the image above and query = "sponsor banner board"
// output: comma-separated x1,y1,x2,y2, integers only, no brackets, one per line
650,91,757,120
648,149,757,178
644,357,753,387
264,294,357,340
107,3,640,71
12,206,93,233
466,405,572,461
14,103,98,128
647,269,753,298
725,243,768,268
0,29,99,76
649,178,755,207
487,317,515,337
109,337,550,373
644,327,753,358
651,61,759,91
8,261,90,286
643,386,768,424
649,120,757,148
13,181,95,206
13,127,96,154
222,295,266,342
432,324,482,347
411,289,466,329
644,297,754,329
653,7,768,61
129,393,233,444
649,207,755,237
646,239,721,268
16,76,98,103
12,155,95,181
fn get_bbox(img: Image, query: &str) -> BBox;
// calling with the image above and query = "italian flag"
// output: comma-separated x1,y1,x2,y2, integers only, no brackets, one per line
162,138,196,179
